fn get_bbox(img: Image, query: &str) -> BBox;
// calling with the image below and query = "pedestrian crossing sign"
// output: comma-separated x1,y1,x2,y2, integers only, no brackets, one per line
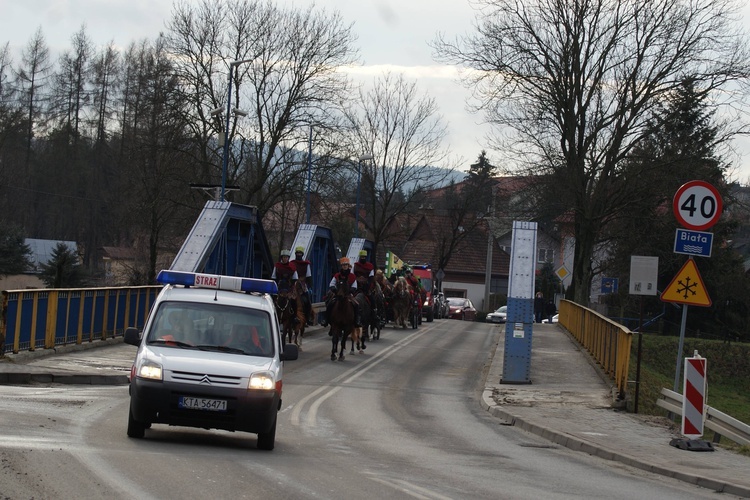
660,258,711,307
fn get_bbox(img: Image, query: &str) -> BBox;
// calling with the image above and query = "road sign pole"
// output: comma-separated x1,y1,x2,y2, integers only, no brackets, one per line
673,304,689,393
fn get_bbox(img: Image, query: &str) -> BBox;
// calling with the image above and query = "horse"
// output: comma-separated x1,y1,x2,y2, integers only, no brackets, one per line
391,277,412,329
367,281,385,340
375,271,393,327
274,280,306,350
352,291,371,354
328,279,357,361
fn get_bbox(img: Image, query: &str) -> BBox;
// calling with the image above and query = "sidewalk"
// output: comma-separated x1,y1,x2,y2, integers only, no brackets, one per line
483,323,750,497
2,324,749,496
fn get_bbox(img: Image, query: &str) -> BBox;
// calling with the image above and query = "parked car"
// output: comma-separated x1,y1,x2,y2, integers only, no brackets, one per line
446,297,477,321
486,305,507,323
542,314,559,324
433,292,449,319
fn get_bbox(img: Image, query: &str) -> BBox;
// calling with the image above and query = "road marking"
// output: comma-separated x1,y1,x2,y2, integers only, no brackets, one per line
290,324,436,427
367,474,454,500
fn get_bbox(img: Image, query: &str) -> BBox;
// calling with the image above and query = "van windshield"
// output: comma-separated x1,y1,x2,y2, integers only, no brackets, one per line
147,301,275,357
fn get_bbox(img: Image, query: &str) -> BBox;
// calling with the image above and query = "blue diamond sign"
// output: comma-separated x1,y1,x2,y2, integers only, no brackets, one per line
674,229,713,258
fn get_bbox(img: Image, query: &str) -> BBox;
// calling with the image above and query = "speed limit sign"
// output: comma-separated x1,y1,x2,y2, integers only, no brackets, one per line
673,180,723,230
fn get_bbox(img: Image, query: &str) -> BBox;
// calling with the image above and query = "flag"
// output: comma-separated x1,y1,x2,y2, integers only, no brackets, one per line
385,251,404,278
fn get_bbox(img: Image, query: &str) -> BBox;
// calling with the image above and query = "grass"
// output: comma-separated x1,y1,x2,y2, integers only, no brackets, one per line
626,334,750,456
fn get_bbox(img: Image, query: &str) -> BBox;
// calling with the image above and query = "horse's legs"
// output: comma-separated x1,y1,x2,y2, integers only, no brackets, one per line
331,328,338,361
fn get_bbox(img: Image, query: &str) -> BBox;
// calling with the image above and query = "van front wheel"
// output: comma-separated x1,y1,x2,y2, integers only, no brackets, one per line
127,406,146,439
257,415,277,451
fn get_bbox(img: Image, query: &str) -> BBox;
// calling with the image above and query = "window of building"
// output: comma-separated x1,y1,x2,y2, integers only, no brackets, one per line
538,248,554,263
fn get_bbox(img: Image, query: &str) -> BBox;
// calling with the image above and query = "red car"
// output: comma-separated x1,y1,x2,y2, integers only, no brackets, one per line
446,297,476,321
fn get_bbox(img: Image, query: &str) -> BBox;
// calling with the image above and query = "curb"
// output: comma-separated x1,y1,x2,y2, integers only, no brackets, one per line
480,390,750,497
0,372,130,385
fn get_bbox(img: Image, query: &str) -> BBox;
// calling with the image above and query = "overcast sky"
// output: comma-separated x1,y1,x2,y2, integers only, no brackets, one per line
2,0,750,180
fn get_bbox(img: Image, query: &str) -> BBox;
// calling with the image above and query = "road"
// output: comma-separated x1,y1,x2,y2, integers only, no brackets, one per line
0,319,717,499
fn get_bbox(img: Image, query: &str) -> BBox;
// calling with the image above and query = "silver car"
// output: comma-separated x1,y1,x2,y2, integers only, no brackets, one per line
486,305,507,323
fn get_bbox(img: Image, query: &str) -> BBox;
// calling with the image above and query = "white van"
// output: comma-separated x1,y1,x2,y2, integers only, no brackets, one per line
124,270,298,450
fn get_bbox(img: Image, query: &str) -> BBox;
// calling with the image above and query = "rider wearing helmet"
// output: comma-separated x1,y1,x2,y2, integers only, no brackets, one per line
353,249,375,294
319,257,361,330
271,249,300,324
292,246,314,325
404,267,424,320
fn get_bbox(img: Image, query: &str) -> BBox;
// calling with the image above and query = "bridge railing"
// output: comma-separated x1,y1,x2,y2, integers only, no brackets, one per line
1,286,162,355
559,299,633,399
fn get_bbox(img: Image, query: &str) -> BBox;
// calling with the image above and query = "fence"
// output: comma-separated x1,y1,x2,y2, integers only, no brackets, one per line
1,286,162,355
656,388,750,446
559,299,633,399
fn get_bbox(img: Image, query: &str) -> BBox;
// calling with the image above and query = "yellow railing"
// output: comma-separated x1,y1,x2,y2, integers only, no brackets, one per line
558,299,633,399
1,285,162,355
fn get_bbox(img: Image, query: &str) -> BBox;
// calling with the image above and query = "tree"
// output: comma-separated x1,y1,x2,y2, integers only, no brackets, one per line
165,0,359,216
602,78,750,338
434,0,750,305
39,242,85,288
430,151,498,274
0,223,32,276
118,37,198,283
343,72,454,258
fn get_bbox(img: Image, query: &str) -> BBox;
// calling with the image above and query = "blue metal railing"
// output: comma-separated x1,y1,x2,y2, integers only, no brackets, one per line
1,286,162,355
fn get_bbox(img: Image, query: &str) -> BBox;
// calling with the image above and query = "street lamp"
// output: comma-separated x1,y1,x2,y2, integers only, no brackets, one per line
355,154,374,238
221,58,253,202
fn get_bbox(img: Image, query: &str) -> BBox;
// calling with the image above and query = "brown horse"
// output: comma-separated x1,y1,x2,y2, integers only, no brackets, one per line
275,280,306,350
329,279,356,361
391,277,412,329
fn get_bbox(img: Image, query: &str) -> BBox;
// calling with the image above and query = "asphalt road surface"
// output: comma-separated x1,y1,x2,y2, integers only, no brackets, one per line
0,319,718,499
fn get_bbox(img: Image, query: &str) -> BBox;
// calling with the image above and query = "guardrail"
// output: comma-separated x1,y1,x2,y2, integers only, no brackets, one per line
1,286,162,355
558,299,633,399
1,287,328,356
656,388,750,446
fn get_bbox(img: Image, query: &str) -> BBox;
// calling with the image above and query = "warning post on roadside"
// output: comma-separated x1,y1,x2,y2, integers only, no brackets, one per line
670,352,714,451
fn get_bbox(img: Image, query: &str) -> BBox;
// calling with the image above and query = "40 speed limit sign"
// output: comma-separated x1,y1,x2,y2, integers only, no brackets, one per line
673,180,723,230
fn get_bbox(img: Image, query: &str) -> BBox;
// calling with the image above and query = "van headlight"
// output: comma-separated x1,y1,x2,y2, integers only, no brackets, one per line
137,360,163,380
249,371,275,390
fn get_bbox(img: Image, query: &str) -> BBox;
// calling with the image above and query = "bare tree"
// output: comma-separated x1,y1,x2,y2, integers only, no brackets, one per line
434,0,750,304
165,0,359,215
51,24,94,155
16,28,52,182
118,38,197,282
343,72,454,257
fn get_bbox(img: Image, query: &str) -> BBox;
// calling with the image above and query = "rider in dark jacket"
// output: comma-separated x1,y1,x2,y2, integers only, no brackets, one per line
320,257,361,329
271,249,299,325
292,246,314,325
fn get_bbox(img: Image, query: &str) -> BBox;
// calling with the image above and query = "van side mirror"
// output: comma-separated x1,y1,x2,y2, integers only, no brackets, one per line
124,327,142,346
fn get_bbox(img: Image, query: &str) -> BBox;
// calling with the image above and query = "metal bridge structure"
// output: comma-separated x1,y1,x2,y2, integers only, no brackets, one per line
1,200,274,354
345,237,376,266
289,224,340,303
170,201,273,278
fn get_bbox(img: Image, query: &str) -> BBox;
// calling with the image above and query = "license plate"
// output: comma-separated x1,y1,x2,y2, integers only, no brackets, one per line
178,396,227,412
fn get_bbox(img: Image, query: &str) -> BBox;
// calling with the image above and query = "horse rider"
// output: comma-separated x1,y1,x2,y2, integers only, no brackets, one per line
292,246,314,325
271,249,300,325
319,257,362,330
404,267,424,319
353,249,375,294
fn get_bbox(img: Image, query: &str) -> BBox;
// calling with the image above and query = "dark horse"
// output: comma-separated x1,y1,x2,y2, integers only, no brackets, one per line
353,291,371,354
274,280,306,350
329,280,356,361
362,282,384,341
391,277,412,329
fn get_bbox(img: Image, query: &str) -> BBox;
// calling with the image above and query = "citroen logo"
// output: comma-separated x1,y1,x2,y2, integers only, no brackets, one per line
199,375,212,385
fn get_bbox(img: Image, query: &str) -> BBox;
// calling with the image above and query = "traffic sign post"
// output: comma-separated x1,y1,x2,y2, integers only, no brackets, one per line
660,258,711,307
672,180,723,230
674,229,713,257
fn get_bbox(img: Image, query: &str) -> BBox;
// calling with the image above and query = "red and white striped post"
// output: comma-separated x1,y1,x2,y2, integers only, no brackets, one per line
681,352,707,438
